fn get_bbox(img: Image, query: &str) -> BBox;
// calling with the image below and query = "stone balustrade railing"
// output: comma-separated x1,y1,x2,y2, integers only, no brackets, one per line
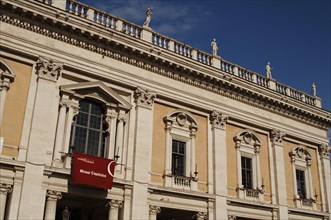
49,0,322,108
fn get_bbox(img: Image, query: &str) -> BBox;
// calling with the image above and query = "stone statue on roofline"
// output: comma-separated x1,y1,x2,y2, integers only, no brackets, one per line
211,39,218,57
143,7,153,28
312,82,316,96
266,62,273,79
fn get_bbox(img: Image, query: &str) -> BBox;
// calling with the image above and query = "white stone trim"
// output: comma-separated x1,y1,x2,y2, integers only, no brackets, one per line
234,129,264,201
163,109,199,191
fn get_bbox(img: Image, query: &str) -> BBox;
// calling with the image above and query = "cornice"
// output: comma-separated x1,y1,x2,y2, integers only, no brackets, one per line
1,1,330,129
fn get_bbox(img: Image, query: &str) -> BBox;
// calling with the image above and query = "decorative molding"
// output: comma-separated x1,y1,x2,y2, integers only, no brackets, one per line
35,57,63,82
107,199,123,209
0,59,15,91
270,129,286,145
0,10,330,129
196,212,208,220
210,110,228,129
318,143,330,158
149,205,161,215
46,190,62,201
134,87,156,109
0,183,12,195
228,215,237,220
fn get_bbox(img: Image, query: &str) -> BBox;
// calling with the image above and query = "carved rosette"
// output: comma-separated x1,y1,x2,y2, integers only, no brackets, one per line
149,205,161,215
134,87,156,109
270,129,286,145
108,199,123,209
210,110,228,129
35,57,63,82
0,183,12,195
196,212,207,220
46,190,62,201
289,146,312,166
319,144,330,158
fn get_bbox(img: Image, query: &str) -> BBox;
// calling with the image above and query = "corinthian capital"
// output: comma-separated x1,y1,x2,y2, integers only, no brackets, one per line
134,87,156,109
196,212,207,220
108,199,123,209
46,190,62,201
210,110,228,129
36,57,63,82
0,183,12,195
319,143,330,158
149,205,161,215
270,129,286,145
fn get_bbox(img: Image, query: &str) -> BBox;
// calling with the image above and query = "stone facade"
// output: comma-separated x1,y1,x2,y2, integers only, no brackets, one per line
0,0,330,220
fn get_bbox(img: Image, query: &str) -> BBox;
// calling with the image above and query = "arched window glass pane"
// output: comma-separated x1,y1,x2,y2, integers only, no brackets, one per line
70,100,106,157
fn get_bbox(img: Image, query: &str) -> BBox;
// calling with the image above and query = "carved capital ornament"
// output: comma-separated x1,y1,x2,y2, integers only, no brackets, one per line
270,129,286,144
319,144,330,158
134,87,156,109
149,205,161,215
210,110,228,129
36,57,63,82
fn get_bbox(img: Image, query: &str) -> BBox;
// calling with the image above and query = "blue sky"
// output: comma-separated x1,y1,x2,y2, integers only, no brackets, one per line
79,0,331,112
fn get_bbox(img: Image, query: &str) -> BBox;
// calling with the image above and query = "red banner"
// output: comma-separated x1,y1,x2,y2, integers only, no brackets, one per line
71,152,116,189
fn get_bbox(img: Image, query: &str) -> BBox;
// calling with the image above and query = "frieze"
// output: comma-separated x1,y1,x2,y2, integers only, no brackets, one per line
0,10,330,129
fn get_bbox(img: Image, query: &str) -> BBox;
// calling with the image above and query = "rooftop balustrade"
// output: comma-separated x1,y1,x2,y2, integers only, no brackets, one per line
47,0,322,108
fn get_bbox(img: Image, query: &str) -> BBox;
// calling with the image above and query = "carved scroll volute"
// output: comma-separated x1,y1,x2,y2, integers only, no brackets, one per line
210,110,228,129
270,129,286,145
36,57,63,82
134,87,156,109
319,143,330,158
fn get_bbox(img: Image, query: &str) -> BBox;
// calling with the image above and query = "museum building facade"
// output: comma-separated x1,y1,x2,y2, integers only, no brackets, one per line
0,0,330,219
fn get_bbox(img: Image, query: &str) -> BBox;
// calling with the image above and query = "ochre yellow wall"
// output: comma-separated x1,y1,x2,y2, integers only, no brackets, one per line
1,58,32,158
283,140,296,207
259,133,271,203
284,140,322,210
226,124,271,201
151,103,208,192
226,124,241,197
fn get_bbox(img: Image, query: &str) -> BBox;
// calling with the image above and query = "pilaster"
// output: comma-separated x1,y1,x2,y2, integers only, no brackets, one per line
0,183,12,220
270,129,288,220
108,199,123,220
149,205,161,220
131,87,156,219
319,144,331,217
210,110,228,220
44,190,62,220
18,57,63,220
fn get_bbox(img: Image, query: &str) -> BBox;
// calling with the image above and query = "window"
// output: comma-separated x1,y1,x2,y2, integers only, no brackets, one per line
241,157,252,189
296,169,306,198
289,146,316,209
234,130,263,200
172,140,185,176
163,110,199,190
70,99,106,157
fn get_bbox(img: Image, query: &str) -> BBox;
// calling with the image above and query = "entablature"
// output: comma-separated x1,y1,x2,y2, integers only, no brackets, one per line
1,0,330,129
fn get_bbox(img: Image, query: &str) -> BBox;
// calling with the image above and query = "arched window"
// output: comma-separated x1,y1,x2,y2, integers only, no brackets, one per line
289,146,317,209
234,129,264,200
163,110,199,190
70,99,106,157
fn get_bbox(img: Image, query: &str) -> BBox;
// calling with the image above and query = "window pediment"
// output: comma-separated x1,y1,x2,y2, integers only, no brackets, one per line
60,81,132,110
164,109,199,129
234,129,262,147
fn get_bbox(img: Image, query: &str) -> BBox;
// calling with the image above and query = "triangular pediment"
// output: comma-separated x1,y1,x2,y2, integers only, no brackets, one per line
60,81,132,110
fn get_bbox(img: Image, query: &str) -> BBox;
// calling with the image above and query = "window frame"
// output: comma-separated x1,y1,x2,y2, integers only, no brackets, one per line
70,99,106,157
